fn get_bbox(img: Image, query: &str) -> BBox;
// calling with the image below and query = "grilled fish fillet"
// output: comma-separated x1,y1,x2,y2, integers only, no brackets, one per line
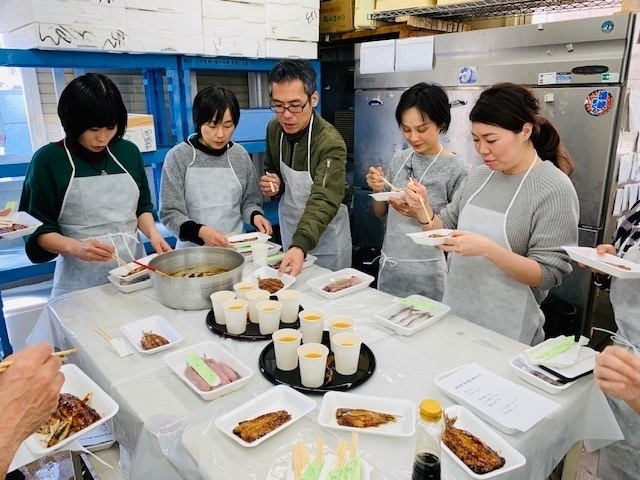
335,408,397,428
442,415,506,474
58,393,102,433
232,410,291,443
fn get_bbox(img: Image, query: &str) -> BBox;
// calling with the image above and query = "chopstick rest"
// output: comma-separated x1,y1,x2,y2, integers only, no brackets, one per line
95,327,132,358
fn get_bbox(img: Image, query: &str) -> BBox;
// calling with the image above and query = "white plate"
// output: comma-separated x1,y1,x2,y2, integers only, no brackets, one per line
163,341,254,401
245,266,296,293
375,294,451,336
317,391,416,437
228,232,271,250
119,315,183,354
369,191,404,202
107,274,152,293
267,253,317,270
307,268,375,299
239,240,282,259
25,364,119,455
442,405,526,479
562,246,640,279
215,385,315,447
509,355,573,395
406,229,454,246
108,253,157,282
0,211,43,241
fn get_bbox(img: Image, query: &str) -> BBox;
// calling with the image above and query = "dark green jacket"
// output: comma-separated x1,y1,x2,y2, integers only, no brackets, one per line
264,112,348,254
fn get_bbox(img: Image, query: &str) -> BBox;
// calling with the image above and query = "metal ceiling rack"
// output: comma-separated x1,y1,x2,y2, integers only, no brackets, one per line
369,0,622,20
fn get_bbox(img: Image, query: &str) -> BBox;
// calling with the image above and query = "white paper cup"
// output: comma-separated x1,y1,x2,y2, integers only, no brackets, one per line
276,289,301,324
257,300,283,335
210,290,236,325
251,242,270,267
272,328,302,371
331,332,362,375
222,299,249,334
328,315,355,350
297,343,329,388
233,282,257,300
299,309,325,344
246,289,271,324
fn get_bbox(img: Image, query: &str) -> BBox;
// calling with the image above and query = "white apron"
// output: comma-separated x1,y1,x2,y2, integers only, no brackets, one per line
51,142,144,297
598,241,640,480
176,137,243,249
378,148,447,301
442,153,544,345
277,119,351,271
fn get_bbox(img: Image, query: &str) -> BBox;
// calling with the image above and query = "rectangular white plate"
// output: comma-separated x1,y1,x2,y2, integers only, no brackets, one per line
215,384,315,447
107,274,152,293
509,355,573,395
369,191,403,202
375,294,451,336
317,391,416,437
228,232,271,250
406,229,454,246
0,211,42,241
563,246,640,279
307,268,375,299
163,341,253,401
245,265,296,293
119,315,183,354
108,253,157,282
442,405,526,479
268,252,317,270
25,364,119,455
239,240,282,259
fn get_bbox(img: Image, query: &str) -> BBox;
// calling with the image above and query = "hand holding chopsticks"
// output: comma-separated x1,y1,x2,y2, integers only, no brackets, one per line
407,178,434,228
0,348,77,373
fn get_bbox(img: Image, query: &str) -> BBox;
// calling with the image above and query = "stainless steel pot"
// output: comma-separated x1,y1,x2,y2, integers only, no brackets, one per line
148,247,244,310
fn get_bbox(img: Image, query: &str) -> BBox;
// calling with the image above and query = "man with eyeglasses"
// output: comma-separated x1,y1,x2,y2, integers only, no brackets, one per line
260,59,351,276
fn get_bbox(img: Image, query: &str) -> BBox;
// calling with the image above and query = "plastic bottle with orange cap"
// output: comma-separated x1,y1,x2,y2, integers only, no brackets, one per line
412,398,444,480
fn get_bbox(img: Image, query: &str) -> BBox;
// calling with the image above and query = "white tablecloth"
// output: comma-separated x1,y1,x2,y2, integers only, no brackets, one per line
28,262,623,480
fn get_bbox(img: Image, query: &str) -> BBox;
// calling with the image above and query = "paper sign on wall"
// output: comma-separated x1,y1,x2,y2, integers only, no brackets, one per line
394,36,434,72
360,39,395,74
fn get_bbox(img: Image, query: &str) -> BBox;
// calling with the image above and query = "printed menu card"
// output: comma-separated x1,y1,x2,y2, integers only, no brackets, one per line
436,362,560,432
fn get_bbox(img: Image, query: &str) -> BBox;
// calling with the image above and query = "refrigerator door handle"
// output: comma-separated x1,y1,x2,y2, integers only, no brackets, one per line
449,99,467,108
368,98,383,106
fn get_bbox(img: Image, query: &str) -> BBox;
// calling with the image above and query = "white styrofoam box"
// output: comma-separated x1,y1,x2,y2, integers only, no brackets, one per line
266,22,319,42
4,298,47,353
265,39,317,59
202,0,266,24
203,18,266,42
123,114,157,152
124,0,201,13
2,22,129,52
268,0,318,7
129,32,204,55
0,0,126,34
204,36,266,58
125,10,203,35
267,3,319,25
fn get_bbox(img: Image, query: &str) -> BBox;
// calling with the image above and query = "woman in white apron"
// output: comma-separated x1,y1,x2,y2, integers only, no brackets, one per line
366,83,469,301
404,83,579,345
19,73,170,297
160,86,270,249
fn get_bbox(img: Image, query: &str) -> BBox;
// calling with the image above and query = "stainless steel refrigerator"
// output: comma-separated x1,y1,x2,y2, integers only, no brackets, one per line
353,13,639,332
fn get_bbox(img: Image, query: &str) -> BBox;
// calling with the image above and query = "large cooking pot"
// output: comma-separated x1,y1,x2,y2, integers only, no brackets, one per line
148,247,244,310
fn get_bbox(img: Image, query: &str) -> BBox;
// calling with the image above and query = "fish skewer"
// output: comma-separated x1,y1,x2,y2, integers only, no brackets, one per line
387,306,415,324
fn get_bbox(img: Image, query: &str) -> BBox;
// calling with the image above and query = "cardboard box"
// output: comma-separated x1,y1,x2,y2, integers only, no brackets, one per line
124,114,157,153
320,0,354,34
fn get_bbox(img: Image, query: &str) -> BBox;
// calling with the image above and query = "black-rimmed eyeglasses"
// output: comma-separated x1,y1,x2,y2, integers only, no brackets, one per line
270,97,310,114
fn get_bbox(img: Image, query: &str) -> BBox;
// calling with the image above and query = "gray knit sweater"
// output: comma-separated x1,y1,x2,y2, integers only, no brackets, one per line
439,160,579,299
159,141,264,239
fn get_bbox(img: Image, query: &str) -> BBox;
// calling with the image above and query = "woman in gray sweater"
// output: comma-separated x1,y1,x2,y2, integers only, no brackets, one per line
405,83,579,345
160,86,271,248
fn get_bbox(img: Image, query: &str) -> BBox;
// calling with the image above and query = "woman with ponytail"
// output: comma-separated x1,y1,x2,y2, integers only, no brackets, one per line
404,83,579,345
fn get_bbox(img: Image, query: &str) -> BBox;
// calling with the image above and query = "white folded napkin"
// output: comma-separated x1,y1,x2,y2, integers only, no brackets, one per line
523,335,595,368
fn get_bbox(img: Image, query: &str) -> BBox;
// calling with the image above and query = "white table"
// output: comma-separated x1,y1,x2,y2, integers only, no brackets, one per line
31,262,623,480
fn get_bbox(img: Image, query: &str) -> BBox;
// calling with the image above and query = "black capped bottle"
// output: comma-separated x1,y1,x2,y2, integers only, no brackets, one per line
412,398,444,480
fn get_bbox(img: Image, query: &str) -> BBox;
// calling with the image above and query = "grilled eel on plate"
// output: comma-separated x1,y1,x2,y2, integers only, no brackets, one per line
335,408,397,428
232,410,292,443
38,393,102,447
442,414,506,474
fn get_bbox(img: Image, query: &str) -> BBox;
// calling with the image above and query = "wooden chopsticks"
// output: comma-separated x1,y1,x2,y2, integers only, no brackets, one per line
377,173,401,192
95,326,113,342
132,259,171,278
112,251,135,273
0,348,77,372
409,178,433,228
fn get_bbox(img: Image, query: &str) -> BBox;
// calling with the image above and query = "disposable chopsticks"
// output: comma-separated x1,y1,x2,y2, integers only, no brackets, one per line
378,173,401,192
95,326,113,341
410,178,433,228
0,348,77,372
132,259,171,278
112,251,134,273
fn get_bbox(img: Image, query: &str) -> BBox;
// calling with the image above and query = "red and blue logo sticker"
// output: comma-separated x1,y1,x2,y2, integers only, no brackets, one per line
584,89,614,116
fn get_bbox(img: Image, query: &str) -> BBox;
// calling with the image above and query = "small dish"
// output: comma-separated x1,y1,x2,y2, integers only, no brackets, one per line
24,364,119,455
306,268,375,299
245,266,295,293
562,246,640,279
163,341,254,401
107,274,152,293
108,253,157,282
119,315,183,354
228,232,271,250
0,211,42,241
238,240,282,258
375,294,451,336
317,391,416,437
214,384,315,447
509,355,574,394
406,229,454,246
369,191,404,202
442,405,526,479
